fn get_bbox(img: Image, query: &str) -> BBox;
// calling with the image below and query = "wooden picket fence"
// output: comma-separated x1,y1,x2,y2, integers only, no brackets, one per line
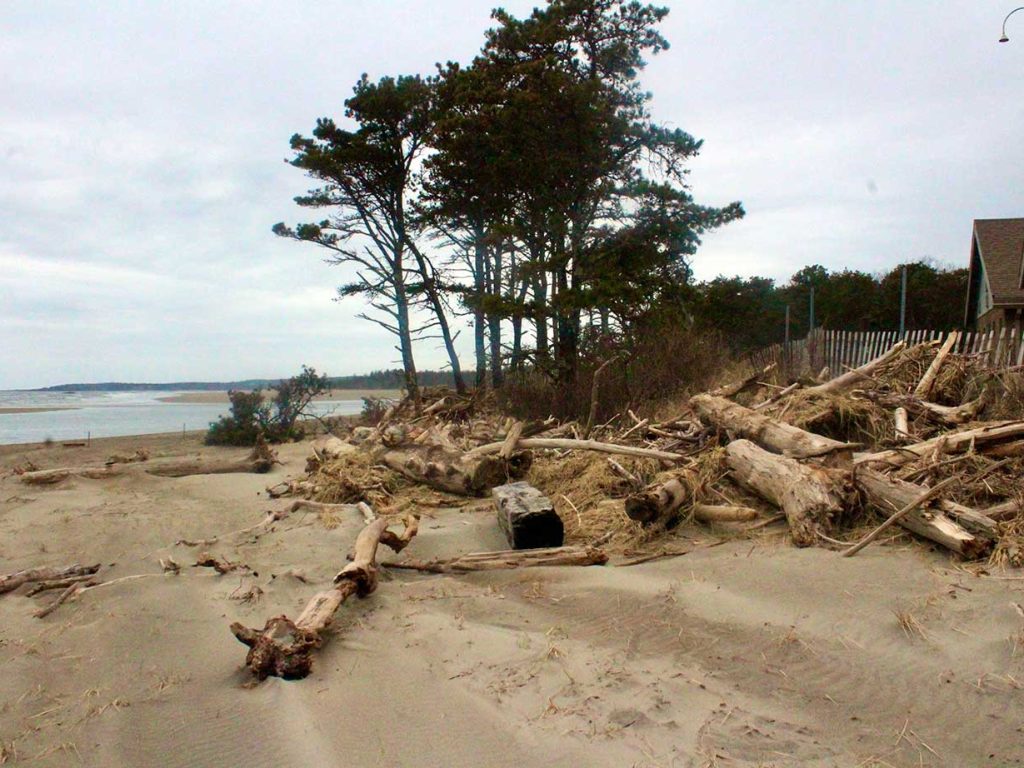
751,326,1024,381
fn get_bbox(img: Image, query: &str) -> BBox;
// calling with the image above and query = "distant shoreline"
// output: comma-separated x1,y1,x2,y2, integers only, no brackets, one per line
0,406,79,415
156,388,401,404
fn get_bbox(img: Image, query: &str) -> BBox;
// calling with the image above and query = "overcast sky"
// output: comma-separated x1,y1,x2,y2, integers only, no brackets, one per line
2,1,1022,388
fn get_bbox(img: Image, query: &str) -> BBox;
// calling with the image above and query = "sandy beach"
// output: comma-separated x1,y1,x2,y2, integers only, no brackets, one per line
156,388,402,404
0,432,1022,767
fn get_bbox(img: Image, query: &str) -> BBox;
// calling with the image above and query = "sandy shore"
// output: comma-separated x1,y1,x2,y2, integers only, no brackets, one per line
157,388,401,404
2,435,1024,766
0,406,78,414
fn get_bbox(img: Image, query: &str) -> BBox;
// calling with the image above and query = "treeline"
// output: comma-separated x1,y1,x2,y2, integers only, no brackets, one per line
325,370,454,390
275,0,743,404
694,261,968,353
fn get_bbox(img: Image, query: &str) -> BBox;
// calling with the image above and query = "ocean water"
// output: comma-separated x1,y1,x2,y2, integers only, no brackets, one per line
0,390,363,445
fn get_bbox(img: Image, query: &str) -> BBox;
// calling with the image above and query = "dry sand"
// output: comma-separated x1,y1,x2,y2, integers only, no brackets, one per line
157,388,401,404
2,434,1024,767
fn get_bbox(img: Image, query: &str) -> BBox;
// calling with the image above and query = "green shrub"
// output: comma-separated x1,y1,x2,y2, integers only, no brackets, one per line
205,366,328,446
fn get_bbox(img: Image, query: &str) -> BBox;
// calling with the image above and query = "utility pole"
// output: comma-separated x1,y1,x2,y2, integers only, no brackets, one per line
784,304,791,346
899,264,907,338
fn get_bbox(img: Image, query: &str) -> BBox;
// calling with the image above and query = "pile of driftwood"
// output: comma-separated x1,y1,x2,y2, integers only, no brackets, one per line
276,339,1024,563
230,341,1024,679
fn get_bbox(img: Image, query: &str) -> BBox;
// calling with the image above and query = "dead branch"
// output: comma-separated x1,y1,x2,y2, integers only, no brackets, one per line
230,514,419,679
384,545,607,573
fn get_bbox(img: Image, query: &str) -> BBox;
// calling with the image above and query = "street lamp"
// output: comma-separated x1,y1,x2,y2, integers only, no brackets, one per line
1000,6,1024,42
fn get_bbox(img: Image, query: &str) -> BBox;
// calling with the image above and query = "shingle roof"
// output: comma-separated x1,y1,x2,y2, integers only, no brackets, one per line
974,218,1024,305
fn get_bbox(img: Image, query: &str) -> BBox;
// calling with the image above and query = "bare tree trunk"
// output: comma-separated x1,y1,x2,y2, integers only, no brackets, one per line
394,271,419,402
405,239,466,394
473,235,487,387
488,245,504,387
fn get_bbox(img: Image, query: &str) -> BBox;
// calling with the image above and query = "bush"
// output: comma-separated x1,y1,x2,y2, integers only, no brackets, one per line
205,366,328,446
498,325,733,423
360,396,390,425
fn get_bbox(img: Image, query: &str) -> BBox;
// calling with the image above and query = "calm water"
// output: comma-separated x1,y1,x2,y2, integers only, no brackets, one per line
0,390,363,445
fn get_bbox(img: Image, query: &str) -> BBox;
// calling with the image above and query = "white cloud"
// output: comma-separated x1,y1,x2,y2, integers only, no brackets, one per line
1,0,1022,387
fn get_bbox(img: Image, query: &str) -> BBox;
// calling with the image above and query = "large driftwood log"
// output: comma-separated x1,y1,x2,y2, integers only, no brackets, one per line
19,442,278,485
231,514,419,679
853,469,991,557
691,394,854,459
801,341,906,396
467,437,683,462
144,441,278,477
493,482,564,549
1,563,101,595
725,440,847,546
378,444,531,496
855,421,1024,467
385,545,607,573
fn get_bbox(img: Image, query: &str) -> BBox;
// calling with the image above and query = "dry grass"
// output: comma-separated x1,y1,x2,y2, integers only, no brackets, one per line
312,450,405,508
893,607,929,641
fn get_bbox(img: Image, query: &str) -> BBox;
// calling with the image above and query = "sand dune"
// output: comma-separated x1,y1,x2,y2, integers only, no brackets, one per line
2,434,1024,766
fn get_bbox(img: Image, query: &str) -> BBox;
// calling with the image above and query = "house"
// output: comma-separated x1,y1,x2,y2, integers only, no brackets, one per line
964,217,1024,332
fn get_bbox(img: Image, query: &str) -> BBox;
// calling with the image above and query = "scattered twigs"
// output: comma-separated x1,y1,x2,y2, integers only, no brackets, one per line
24,574,99,596
584,355,622,438
384,545,607,573
34,579,99,619
0,563,101,595
606,458,642,491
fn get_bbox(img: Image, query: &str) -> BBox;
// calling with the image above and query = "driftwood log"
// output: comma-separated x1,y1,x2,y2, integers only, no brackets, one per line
231,514,419,679
1,563,101,595
855,421,1024,467
691,394,854,459
725,440,847,546
692,503,759,523
624,472,696,527
378,444,531,496
19,441,278,485
801,341,906,396
710,363,775,398
853,469,991,557
493,482,564,549
914,331,959,399
385,545,607,573
467,437,683,462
